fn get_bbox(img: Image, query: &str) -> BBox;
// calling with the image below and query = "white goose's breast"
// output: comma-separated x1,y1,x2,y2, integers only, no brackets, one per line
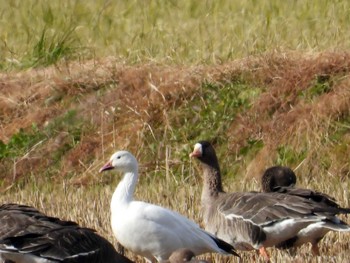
111,208,161,259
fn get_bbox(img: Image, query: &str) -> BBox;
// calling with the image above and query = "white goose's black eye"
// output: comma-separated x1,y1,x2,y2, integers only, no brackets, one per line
117,156,121,159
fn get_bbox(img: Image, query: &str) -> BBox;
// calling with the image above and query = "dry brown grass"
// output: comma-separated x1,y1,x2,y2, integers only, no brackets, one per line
1,165,350,263
226,52,350,179
1,52,350,262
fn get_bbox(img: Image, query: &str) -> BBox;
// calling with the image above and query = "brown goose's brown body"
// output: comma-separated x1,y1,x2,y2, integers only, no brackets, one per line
191,141,350,260
261,166,350,254
261,166,348,210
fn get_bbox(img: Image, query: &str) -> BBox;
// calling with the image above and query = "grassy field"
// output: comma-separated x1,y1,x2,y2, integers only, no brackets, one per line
1,0,350,68
1,1,350,262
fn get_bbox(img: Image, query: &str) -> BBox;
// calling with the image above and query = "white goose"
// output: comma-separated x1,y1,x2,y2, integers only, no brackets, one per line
261,165,350,255
190,141,350,260
99,150,239,262
0,203,133,263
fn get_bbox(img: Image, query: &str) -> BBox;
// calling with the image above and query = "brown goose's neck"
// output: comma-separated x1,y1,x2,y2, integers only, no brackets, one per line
261,173,272,193
201,162,224,205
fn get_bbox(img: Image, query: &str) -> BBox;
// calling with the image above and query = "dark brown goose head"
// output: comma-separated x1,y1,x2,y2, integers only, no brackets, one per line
261,166,297,192
190,141,224,198
190,141,220,170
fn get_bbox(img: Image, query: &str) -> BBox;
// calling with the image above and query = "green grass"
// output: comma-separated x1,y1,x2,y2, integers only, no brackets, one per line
135,80,262,180
0,124,44,159
299,74,335,101
23,26,81,68
175,81,260,142
0,110,81,160
1,0,350,69
276,144,307,166
1,3,350,260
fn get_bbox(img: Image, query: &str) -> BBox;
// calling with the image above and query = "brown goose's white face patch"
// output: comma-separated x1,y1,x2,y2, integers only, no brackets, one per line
189,143,203,158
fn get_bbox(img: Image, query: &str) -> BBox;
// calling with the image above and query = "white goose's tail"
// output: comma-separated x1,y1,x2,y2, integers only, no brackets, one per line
208,233,240,257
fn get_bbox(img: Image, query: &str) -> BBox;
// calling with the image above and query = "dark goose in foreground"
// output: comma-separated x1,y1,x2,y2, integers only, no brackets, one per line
190,141,350,260
261,165,350,255
0,203,133,263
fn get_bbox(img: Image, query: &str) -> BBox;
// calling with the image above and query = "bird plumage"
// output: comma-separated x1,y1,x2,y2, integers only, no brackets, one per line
261,165,350,254
191,141,350,259
100,150,239,262
0,203,133,263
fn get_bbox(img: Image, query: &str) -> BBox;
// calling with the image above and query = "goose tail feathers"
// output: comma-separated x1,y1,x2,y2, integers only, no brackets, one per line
210,235,240,257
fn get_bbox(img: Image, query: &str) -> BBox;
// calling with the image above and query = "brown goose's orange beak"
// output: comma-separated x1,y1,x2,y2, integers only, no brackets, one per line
189,148,201,158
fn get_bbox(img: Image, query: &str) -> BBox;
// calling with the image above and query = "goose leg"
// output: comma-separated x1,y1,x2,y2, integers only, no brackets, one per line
311,243,320,256
259,247,270,262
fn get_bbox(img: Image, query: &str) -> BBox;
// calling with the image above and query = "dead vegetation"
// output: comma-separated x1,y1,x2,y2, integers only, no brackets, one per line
228,52,350,179
0,51,350,262
1,52,349,186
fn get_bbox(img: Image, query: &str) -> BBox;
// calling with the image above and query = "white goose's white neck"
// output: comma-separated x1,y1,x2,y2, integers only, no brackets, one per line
111,170,138,212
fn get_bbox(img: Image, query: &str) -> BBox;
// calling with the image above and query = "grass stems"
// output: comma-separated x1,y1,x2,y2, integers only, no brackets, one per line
1,0,350,69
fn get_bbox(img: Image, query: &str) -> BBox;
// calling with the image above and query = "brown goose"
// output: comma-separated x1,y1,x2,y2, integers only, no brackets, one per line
261,165,348,209
261,166,296,192
0,203,134,263
190,141,350,260
261,166,350,255
169,248,210,263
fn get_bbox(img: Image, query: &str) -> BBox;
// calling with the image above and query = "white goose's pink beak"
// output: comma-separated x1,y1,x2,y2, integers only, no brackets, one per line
99,161,113,173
